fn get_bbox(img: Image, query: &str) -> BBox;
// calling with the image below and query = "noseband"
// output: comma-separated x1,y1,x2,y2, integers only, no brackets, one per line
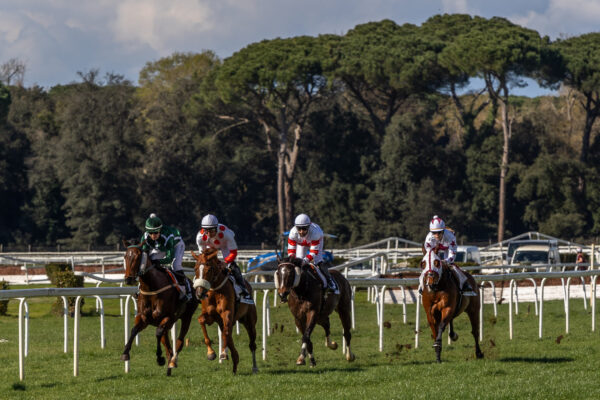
275,262,301,290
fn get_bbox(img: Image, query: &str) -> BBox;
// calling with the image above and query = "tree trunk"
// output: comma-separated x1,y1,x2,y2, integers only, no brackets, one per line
277,108,289,234
497,90,511,243
580,96,597,164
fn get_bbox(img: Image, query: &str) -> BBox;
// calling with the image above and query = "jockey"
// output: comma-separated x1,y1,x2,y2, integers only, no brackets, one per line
288,213,337,293
196,214,253,304
420,215,477,296
141,213,191,301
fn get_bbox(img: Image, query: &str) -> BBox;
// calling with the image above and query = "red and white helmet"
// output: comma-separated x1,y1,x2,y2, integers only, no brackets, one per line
294,213,311,228
429,215,445,232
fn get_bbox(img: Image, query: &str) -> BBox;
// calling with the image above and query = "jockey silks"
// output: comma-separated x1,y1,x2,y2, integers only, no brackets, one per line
288,222,324,264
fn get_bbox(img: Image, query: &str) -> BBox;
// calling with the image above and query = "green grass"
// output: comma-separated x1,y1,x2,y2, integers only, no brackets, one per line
0,289,599,400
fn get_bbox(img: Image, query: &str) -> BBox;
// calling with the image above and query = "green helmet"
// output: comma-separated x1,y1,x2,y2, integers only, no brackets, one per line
145,213,163,233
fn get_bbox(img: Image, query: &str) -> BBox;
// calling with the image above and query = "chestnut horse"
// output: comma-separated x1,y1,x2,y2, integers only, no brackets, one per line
120,240,199,376
275,256,355,366
421,248,483,363
192,248,258,374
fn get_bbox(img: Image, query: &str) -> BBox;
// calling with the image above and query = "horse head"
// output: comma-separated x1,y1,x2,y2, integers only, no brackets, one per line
421,248,444,289
122,239,152,285
275,256,302,303
191,248,225,300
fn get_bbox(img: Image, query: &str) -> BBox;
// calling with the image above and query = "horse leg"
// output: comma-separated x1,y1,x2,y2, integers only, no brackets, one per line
198,313,217,361
337,302,355,362
294,316,307,365
241,308,259,373
221,311,240,374
434,309,453,363
156,317,172,368
321,318,338,350
449,321,459,342
121,315,147,361
168,303,197,370
303,311,318,367
467,307,484,359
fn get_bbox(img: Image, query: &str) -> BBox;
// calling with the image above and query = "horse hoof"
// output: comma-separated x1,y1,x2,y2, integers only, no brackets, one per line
310,359,317,368
157,356,166,366
168,361,177,369
450,332,458,341
477,352,484,359
252,367,259,374
220,353,228,361
120,354,130,362
296,358,306,366
346,353,356,362
327,341,338,350
207,352,216,361
166,368,172,377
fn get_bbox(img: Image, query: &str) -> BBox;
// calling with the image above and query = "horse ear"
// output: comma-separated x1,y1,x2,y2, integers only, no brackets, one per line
191,250,200,261
122,239,130,248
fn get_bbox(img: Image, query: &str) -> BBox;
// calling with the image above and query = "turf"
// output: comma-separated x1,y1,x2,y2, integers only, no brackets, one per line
0,289,598,400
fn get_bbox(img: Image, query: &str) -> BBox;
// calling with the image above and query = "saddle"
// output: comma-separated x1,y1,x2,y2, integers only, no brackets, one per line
226,274,254,305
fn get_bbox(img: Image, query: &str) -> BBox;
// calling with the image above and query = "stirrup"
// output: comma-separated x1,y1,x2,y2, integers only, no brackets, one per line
461,284,477,297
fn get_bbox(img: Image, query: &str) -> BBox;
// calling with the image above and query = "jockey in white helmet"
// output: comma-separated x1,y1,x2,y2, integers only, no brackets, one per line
287,213,337,293
420,215,476,296
196,214,253,303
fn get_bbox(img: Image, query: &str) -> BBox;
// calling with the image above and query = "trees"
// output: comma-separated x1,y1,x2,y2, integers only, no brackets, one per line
554,33,600,164
214,36,331,233
440,17,560,242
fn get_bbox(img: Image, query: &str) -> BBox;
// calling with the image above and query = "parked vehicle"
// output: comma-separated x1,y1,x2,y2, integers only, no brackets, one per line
509,241,561,271
454,245,481,264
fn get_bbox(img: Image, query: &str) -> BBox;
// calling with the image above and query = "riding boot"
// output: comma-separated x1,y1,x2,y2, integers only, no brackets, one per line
318,262,337,293
229,263,252,300
173,270,191,302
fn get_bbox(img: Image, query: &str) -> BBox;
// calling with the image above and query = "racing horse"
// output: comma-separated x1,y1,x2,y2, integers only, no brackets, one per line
192,248,258,374
420,248,483,363
120,239,199,376
275,256,355,366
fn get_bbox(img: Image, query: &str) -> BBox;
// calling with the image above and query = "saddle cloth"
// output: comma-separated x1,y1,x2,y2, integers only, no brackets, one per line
228,275,254,304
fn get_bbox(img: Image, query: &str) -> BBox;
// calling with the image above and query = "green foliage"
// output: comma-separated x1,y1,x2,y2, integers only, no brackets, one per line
0,280,9,315
50,270,84,316
44,263,70,285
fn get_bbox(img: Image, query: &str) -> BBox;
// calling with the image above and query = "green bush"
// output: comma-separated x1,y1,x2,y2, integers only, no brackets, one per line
0,280,9,316
45,263,70,285
50,270,84,317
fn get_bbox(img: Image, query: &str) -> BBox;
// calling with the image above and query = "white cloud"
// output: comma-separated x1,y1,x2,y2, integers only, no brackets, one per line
111,0,215,54
442,0,471,13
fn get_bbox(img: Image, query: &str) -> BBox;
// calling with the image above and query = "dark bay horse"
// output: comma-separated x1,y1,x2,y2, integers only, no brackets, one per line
421,248,483,363
275,256,355,366
192,248,258,374
121,239,199,376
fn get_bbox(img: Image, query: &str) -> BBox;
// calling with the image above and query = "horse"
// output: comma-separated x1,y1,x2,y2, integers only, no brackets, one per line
420,248,484,363
275,256,355,366
191,248,258,374
120,239,199,376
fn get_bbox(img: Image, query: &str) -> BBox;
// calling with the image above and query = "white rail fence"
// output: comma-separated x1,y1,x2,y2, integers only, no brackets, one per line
1,252,598,381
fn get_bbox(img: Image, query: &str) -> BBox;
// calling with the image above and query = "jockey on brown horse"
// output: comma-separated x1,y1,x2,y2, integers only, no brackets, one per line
419,215,477,297
196,214,253,304
141,214,192,302
287,214,337,294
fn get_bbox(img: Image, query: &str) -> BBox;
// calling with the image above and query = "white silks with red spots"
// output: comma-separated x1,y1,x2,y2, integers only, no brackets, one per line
195,224,238,263
288,222,324,265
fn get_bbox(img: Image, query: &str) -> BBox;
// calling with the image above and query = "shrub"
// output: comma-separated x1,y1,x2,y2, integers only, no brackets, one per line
50,270,85,317
0,280,9,315
45,263,70,285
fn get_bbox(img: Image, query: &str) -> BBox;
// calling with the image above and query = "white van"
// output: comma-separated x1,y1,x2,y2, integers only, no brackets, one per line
510,242,561,271
455,245,481,264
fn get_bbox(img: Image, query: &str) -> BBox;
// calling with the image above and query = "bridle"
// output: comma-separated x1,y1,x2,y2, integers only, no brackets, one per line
423,250,444,290
274,261,302,291
193,250,228,294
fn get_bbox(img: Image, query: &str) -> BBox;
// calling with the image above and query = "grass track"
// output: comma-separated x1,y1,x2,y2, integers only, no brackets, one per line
0,289,599,400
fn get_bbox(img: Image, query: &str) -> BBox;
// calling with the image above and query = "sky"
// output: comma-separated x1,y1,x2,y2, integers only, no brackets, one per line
1,0,600,96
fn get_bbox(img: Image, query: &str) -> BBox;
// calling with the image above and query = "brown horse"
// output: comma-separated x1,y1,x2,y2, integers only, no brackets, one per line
420,248,483,363
121,240,199,376
191,248,258,374
275,256,355,366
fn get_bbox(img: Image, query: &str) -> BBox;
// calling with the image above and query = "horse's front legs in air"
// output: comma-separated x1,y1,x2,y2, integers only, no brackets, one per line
198,313,217,360
121,314,147,362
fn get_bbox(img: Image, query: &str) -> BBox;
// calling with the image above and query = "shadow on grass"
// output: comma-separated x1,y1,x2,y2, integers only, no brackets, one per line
95,375,120,382
267,365,365,375
499,357,574,363
12,383,26,391
40,383,58,388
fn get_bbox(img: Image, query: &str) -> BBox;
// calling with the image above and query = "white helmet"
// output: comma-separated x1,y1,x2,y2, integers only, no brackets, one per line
294,213,311,228
201,214,218,229
429,215,445,232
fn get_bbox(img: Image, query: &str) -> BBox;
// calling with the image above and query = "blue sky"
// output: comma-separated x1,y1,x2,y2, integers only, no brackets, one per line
1,0,599,96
